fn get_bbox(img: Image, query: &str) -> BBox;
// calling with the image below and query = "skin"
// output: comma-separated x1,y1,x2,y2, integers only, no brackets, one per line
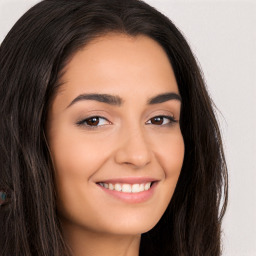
46,33,185,256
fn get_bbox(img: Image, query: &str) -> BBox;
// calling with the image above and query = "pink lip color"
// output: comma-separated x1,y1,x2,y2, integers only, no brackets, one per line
97,181,158,203
96,177,158,184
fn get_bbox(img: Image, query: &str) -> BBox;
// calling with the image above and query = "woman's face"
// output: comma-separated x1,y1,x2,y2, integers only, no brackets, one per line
47,33,184,236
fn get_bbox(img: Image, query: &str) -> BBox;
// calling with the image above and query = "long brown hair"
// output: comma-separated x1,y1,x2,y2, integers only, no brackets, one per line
0,0,228,255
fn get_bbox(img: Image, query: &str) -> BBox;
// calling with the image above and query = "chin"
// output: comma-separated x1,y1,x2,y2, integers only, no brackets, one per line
103,217,159,236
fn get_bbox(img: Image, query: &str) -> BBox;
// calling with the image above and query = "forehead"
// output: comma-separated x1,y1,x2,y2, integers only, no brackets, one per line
55,33,179,108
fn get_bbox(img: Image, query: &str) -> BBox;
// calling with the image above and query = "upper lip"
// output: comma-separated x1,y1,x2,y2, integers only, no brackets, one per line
96,177,159,184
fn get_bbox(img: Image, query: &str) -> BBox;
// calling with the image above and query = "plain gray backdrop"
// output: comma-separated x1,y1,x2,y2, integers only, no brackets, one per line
0,0,255,255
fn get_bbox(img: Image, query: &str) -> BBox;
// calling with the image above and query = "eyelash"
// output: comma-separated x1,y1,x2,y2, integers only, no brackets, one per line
76,115,177,129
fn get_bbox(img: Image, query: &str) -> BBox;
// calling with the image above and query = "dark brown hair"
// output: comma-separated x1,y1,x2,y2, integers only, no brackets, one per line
0,0,228,255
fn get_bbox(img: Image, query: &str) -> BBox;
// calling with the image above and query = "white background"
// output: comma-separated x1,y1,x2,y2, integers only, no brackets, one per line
0,0,255,255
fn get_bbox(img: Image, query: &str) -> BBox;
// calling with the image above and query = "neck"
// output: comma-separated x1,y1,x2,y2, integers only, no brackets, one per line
61,220,141,256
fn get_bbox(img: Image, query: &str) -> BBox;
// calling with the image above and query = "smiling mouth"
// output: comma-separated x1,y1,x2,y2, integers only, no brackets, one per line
96,180,158,203
96,181,156,193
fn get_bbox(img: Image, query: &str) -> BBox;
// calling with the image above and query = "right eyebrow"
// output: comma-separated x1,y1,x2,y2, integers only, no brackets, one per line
66,93,123,109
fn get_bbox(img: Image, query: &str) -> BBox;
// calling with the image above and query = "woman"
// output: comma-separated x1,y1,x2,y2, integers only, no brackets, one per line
0,0,228,255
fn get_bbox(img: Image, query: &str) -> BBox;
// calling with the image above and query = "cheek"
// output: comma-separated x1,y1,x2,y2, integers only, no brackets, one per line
153,129,184,174
51,134,98,179
165,135,184,176
152,129,184,195
48,126,111,217
50,123,111,177
49,130,124,235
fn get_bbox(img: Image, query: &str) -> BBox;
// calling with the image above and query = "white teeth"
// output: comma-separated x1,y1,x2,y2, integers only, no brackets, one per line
144,182,151,190
132,184,140,193
114,184,122,191
98,182,152,193
122,184,132,193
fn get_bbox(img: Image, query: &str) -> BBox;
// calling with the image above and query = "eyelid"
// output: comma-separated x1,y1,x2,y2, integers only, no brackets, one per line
75,113,178,129
146,115,178,125
76,116,111,128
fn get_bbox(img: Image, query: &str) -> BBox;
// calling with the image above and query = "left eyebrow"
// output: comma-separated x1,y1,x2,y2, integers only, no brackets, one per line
66,92,181,109
147,92,181,104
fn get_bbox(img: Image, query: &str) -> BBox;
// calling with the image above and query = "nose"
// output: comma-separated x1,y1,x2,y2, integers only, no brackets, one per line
114,128,152,168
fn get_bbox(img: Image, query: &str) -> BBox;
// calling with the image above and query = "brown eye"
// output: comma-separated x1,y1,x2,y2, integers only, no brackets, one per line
86,117,100,126
76,116,110,128
146,115,177,126
151,117,164,125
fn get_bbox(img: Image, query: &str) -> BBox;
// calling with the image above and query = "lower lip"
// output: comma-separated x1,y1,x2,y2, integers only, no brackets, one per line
96,182,158,203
